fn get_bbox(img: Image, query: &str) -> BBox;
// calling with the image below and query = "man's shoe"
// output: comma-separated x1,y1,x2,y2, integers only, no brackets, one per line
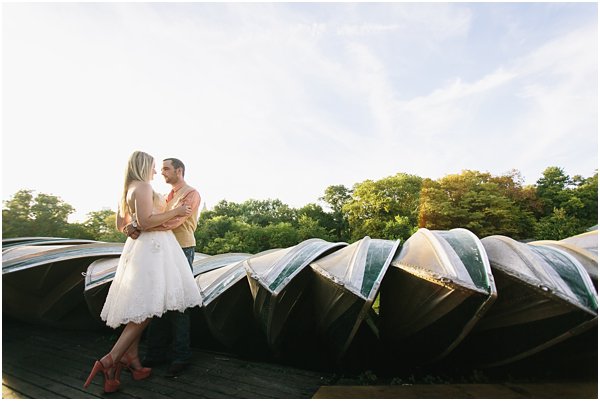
165,362,188,378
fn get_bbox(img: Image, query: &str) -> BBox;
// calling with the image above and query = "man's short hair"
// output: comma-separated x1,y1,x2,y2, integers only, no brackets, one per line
164,158,185,177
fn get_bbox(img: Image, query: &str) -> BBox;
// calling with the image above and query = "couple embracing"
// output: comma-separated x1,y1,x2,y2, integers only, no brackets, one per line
84,151,202,393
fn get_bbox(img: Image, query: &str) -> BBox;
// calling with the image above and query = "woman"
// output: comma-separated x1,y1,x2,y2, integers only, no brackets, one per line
84,151,203,393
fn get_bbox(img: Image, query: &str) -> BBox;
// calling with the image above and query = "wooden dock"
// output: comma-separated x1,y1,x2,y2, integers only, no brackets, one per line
3,318,597,399
2,318,329,399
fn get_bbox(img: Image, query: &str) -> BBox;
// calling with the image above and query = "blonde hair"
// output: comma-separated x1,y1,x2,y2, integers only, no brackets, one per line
119,151,155,217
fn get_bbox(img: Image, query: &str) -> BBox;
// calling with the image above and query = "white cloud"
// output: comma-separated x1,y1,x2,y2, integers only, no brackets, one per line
2,3,597,222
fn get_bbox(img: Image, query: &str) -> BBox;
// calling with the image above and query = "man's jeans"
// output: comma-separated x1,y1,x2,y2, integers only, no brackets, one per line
145,246,195,364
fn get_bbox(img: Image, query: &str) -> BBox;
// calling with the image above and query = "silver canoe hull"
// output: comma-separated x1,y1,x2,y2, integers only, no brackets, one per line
379,228,497,366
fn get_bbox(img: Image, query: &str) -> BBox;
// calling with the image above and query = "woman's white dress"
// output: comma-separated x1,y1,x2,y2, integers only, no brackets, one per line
100,195,203,328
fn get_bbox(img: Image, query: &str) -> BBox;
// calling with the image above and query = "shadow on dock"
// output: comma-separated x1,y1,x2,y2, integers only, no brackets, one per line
3,317,598,399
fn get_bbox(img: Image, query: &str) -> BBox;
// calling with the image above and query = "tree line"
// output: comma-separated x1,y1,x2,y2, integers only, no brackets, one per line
2,166,597,254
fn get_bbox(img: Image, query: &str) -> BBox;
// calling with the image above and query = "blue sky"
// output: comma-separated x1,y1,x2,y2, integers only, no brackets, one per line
2,2,598,222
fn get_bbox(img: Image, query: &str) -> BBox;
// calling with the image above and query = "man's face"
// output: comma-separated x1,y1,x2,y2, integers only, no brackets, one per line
161,160,179,184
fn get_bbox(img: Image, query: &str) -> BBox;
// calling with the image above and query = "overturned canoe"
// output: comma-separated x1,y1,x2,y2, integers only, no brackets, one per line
379,228,497,367
455,235,598,367
310,236,400,362
529,240,598,289
196,250,273,355
3,242,124,329
245,238,346,355
84,257,120,322
560,230,598,255
192,252,249,276
2,237,80,248
3,244,75,264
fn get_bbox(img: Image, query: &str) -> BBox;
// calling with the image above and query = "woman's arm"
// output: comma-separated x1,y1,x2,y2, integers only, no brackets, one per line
132,182,190,229
148,189,201,232
115,206,132,232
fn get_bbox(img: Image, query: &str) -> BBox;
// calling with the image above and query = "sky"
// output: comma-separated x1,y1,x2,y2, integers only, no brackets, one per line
2,2,598,223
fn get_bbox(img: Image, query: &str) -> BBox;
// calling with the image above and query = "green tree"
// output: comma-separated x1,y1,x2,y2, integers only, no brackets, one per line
382,215,416,240
297,203,336,240
2,189,35,237
195,215,241,252
344,173,422,242
296,215,335,242
211,200,244,220
203,227,249,254
570,172,598,229
195,197,342,254
263,222,300,249
534,167,597,236
30,193,75,237
536,166,571,215
2,190,76,238
534,208,582,240
419,170,531,239
83,209,126,242
240,199,296,227
320,185,351,241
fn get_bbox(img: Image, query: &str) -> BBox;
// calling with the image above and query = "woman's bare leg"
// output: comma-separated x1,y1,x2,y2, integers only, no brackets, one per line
122,332,145,369
101,319,151,378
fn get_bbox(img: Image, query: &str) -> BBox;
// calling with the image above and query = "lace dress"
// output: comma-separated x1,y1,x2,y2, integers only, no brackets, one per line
100,195,203,328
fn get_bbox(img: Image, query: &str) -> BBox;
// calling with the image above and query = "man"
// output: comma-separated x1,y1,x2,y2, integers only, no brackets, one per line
123,157,201,378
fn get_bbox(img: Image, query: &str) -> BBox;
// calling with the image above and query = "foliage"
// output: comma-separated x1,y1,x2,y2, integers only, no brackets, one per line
344,173,423,242
2,167,597,251
536,166,572,215
419,170,535,239
195,200,337,254
534,208,583,240
533,168,598,237
320,185,352,241
2,189,125,242
2,189,35,237
2,189,76,238
211,199,296,227
83,210,126,242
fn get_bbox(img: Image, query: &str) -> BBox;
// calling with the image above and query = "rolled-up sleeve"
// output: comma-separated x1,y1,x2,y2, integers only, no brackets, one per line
160,190,201,230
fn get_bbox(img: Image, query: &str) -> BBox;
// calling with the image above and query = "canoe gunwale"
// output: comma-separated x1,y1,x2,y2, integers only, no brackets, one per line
531,240,598,263
84,258,119,289
310,238,400,301
447,228,497,293
248,241,347,297
486,236,598,316
491,259,598,317
3,243,124,274
391,262,489,296
531,245,598,309
198,261,248,306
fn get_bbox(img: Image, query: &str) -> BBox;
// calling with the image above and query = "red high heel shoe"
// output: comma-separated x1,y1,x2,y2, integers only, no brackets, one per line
120,353,152,380
83,354,120,393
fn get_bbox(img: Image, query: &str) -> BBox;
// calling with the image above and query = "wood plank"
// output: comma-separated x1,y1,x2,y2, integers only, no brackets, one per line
2,371,67,399
7,319,595,399
3,361,99,399
3,319,329,398
502,382,598,399
312,383,599,399
2,383,30,399
2,338,129,397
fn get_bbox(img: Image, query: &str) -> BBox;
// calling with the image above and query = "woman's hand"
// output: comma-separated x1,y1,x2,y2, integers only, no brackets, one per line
175,204,192,216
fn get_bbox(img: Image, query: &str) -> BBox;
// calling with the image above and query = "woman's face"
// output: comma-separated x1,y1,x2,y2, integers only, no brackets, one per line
150,162,157,180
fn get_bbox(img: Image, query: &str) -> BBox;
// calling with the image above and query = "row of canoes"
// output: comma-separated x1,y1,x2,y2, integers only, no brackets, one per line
2,229,597,370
